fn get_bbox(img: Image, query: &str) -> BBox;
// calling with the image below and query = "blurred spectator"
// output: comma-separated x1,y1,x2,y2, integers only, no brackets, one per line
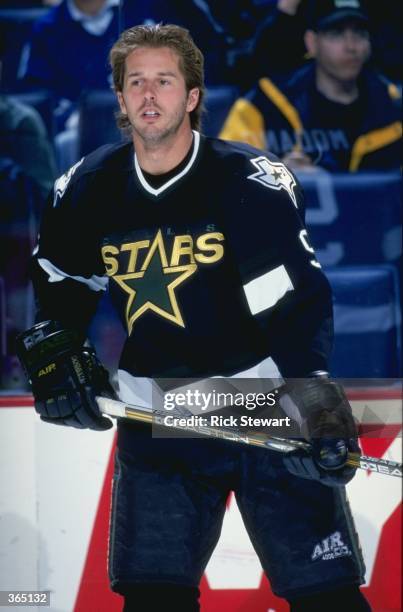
1,31,57,389
220,0,402,172
248,0,309,86
19,0,119,129
121,0,233,86
0,154,39,389
0,96,57,200
203,0,277,41
189,0,278,90
248,0,402,87
0,34,56,200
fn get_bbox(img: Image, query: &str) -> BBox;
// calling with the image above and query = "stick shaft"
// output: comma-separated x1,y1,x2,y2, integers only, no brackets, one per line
97,397,402,478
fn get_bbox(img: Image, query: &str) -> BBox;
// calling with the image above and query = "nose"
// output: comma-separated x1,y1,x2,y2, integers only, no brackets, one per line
143,82,157,103
343,30,360,51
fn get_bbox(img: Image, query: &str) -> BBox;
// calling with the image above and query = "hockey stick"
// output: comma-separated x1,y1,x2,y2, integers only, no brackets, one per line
97,396,403,478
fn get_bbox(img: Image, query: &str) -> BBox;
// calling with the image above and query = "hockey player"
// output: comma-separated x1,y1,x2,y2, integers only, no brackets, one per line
17,24,371,611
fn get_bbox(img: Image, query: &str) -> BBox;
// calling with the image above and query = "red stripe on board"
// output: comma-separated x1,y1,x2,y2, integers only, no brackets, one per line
363,503,402,611
360,432,400,462
0,394,33,407
346,388,402,400
74,433,122,612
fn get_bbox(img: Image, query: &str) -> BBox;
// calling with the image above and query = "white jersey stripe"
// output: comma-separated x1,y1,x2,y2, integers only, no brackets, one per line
243,264,294,315
117,356,282,415
38,258,108,292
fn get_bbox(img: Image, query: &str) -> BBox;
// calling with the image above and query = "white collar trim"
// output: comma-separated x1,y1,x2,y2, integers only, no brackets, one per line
134,131,200,196
67,0,118,35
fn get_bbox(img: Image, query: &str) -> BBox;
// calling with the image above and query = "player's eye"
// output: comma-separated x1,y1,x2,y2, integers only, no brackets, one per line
160,79,170,86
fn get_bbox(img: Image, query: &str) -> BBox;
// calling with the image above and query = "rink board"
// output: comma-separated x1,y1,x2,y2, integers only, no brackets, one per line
0,392,401,612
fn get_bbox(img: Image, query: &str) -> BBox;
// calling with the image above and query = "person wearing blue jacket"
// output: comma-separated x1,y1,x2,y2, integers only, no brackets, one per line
221,0,401,173
19,0,119,125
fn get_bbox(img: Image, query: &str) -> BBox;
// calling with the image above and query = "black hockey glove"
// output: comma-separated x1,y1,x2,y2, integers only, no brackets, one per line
16,320,114,431
281,376,359,487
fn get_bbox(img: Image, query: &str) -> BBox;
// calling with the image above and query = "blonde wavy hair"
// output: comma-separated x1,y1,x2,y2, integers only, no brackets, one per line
110,23,205,132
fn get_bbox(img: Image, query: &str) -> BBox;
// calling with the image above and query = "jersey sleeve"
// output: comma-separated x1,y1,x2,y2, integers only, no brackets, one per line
31,159,108,335
223,154,333,377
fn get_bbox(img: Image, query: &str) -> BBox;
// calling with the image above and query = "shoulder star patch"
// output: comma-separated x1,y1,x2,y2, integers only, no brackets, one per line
247,156,298,207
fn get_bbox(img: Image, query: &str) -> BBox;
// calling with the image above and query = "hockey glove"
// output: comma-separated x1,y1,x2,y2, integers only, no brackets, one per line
281,376,359,486
16,320,114,430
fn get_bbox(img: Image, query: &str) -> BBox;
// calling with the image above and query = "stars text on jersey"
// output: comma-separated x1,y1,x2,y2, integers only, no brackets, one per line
101,229,225,334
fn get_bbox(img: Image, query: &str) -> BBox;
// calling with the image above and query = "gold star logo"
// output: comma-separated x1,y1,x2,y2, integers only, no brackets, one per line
112,230,197,334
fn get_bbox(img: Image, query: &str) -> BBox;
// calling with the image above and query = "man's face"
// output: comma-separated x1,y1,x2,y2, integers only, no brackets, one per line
117,46,199,145
306,22,371,82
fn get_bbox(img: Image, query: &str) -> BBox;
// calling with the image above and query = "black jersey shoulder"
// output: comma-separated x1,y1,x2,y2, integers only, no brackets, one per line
52,140,133,207
203,135,297,190
56,140,132,187
204,135,304,214
88,138,133,164
75,140,133,179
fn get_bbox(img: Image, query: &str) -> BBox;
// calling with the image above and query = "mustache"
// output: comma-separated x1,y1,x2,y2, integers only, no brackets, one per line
139,102,162,113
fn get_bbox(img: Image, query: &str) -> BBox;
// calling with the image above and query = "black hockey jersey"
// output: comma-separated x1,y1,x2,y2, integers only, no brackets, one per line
31,132,333,378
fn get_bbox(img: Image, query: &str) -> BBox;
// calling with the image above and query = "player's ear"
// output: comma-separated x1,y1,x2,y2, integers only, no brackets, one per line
116,91,127,115
186,88,199,113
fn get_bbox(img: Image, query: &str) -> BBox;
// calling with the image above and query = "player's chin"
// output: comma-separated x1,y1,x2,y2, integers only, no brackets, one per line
135,124,164,141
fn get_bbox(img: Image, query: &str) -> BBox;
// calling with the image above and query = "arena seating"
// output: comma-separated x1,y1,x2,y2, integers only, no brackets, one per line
327,265,401,377
203,85,240,137
78,90,122,157
0,7,49,92
301,170,401,267
300,171,401,378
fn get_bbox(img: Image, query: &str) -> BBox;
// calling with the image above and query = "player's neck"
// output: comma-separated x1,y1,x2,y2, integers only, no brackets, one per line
315,67,359,105
133,125,194,175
